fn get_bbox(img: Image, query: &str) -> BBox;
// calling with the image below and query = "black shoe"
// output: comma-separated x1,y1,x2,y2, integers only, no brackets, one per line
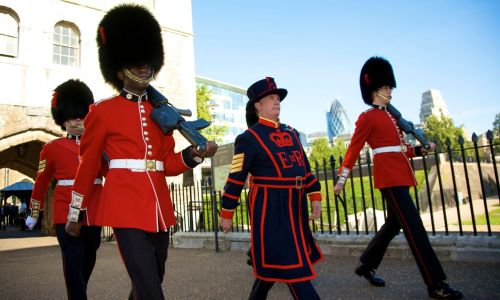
428,282,463,299
355,265,385,287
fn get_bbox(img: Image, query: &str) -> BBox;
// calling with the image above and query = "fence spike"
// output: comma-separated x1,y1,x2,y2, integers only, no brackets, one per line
472,132,478,142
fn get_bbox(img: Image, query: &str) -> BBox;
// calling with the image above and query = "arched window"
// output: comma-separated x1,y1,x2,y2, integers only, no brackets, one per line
0,8,19,57
53,22,80,66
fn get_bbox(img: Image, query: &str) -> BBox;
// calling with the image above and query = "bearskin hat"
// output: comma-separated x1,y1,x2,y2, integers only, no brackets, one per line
359,56,397,105
245,77,287,128
97,4,164,91
51,79,94,130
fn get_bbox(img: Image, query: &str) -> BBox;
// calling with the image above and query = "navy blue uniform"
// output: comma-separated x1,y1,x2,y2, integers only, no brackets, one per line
221,117,323,283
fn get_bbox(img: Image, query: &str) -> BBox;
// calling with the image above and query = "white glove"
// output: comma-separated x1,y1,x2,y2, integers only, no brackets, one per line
25,216,38,230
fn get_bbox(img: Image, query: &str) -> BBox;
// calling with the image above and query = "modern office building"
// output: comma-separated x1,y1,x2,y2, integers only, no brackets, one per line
326,99,352,142
196,76,248,145
419,89,450,123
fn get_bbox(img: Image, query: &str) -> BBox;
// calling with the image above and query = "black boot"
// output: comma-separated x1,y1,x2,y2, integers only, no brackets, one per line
428,282,463,299
355,264,385,287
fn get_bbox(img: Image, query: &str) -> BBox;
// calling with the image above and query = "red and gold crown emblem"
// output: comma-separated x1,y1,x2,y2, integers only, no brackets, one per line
269,131,293,147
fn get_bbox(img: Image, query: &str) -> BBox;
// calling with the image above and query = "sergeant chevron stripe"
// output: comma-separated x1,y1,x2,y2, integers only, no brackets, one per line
230,153,244,173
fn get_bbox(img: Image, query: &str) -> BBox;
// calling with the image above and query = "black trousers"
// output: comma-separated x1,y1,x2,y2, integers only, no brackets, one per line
55,224,102,300
359,186,446,286
113,228,169,300
249,279,320,300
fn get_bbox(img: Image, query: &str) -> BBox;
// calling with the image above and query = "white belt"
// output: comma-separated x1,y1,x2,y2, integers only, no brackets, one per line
372,145,407,155
57,178,102,186
109,159,164,172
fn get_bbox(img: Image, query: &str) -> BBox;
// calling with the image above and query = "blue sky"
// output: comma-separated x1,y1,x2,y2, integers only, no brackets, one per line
192,0,500,136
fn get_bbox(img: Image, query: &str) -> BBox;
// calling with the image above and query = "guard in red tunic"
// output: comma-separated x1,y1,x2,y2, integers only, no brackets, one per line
64,4,217,300
334,56,462,299
220,77,324,300
25,79,103,300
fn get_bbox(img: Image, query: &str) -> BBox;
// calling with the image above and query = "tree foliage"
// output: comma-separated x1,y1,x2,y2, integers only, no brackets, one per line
196,85,228,144
493,112,500,152
422,115,473,158
308,138,333,167
308,137,347,169
493,113,500,139
331,138,347,163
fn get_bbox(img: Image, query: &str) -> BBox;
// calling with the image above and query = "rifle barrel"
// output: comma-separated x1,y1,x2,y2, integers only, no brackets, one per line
174,108,192,117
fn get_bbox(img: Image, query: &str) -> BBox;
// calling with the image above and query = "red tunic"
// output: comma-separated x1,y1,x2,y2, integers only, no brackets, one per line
339,107,418,188
73,93,193,232
30,137,103,225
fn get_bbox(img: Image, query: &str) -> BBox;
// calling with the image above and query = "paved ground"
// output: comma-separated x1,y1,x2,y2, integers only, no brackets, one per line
1,228,500,300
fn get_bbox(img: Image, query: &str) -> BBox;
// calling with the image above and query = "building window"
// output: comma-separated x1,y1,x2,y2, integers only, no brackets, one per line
53,22,80,66
0,8,19,57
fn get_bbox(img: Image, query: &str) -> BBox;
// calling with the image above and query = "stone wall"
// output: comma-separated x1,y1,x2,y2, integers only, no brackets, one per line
173,232,500,263
417,156,499,212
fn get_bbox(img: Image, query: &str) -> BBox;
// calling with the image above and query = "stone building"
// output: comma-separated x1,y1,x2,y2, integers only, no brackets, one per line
0,0,197,230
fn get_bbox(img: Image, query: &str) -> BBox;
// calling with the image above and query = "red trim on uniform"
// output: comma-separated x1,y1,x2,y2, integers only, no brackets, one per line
222,192,239,201
226,177,245,185
307,192,322,201
252,183,300,189
261,188,304,270
291,130,305,158
288,284,299,300
220,208,234,219
255,273,317,283
249,187,258,279
388,189,432,284
305,177,318,188
297,186,320,279
258,117,279,128
248,128,282,177
252,175,305,181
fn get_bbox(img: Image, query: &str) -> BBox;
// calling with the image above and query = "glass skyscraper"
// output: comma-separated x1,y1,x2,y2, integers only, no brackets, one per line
326,99,352,142
196,76,248,145
419,89,450,123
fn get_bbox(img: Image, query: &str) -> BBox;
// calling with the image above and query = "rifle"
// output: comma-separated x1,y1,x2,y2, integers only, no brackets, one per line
386,103,431,150
147,85,210,153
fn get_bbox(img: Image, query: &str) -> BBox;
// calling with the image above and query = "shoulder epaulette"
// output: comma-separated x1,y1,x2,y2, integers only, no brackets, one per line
363,107,374,114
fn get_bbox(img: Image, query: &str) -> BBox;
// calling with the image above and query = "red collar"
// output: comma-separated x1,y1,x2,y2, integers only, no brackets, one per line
258,117,280,128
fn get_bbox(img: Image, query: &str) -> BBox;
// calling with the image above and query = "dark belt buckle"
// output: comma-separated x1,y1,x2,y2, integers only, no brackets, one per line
295,176,303,189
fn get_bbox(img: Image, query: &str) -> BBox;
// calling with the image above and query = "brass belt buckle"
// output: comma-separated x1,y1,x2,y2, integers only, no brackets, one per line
295,176,303,189
146,160,156,171
401,144,407,152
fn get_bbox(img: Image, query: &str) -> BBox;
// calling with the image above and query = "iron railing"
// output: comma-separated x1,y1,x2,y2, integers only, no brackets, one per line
168,132,499,240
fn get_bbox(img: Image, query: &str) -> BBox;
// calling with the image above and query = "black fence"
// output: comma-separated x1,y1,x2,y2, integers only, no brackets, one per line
169,131,499,239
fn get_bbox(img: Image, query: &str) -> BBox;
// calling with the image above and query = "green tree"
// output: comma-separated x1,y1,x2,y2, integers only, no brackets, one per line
196,85,228,144
422,115,473,159
331,137,347,162
309,137,333,168
493,112,500,152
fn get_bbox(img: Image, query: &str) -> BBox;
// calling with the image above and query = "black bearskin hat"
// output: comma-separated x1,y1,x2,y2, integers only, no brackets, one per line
97,4,164,91
245,77,287,128
51,79,94,130
359,56,397,105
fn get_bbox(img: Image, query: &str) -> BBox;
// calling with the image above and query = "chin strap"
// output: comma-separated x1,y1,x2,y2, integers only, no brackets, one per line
375,90,392,100
123,68,154,84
